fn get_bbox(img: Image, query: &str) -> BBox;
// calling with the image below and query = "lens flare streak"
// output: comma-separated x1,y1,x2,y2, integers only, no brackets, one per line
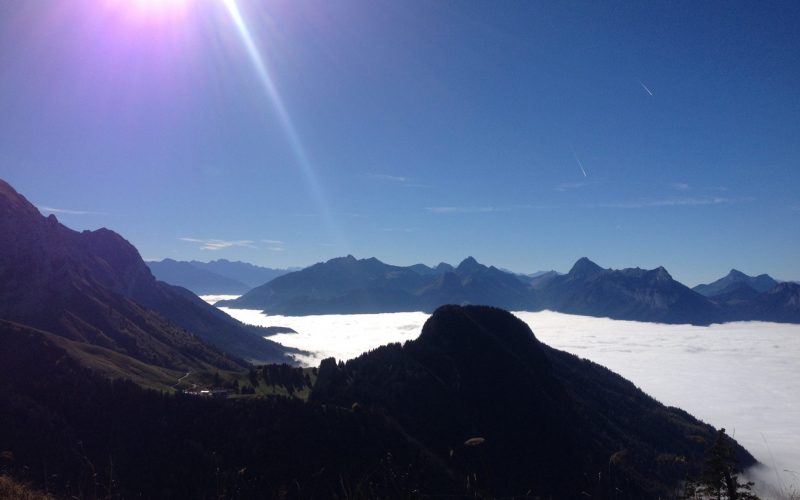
221,0,341,244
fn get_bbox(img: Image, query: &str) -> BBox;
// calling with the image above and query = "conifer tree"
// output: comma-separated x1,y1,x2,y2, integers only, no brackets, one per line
684,428,759,499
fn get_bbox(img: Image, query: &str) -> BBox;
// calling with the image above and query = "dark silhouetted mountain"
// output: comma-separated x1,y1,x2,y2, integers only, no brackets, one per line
417,257,537,310
694,271,800,323
727,282,800,323
189,259,291,288
536,258,724,325
436,262,455,273
312,305,755,498
148,258,251,295
408,263,441,276
528,269,561,288
0,320,458,498
708,281,761,304
569,255,606,278
220,256,536,314
0,179,294,367
219,253,799,325
220,255,428,314
694,269,779,297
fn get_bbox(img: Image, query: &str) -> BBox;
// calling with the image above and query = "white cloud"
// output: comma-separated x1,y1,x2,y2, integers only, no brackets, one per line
219,307,800,497
366,173,407,183
37,205,105,216
426,204,538,214
179,237,256,251
590,196,753,208
426,206,502,214
365,173,431,188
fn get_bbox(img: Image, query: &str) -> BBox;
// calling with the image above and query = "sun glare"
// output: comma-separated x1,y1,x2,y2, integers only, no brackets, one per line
106,0,192,22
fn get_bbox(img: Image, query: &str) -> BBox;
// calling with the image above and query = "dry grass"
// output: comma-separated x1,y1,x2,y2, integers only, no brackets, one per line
0,475,53,500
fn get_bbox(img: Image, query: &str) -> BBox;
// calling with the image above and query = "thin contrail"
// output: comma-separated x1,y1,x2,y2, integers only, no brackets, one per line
639,80,654,96
571,148,588,177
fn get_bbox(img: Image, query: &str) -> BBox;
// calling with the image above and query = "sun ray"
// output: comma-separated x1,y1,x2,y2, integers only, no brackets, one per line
221,0,342,246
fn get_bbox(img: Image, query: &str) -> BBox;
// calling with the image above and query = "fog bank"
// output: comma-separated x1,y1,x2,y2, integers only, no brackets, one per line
212,300,799,498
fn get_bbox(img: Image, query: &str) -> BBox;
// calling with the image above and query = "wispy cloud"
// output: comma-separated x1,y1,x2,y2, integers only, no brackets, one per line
261,239,285,252
589,196,752,209
670,182,691,191
366,173,407,183
426,204,536,214
555,182,589,192
426,206,503,214
179,237,256,251
37,205,106,216
365,173,431,188
293,212,367,219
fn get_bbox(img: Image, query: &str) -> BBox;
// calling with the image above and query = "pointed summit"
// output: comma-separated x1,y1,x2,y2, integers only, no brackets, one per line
650,266,673,282
695,269,778,297
727,269,748,279
456,256,485,274
0,178,42,219
568,257,604,278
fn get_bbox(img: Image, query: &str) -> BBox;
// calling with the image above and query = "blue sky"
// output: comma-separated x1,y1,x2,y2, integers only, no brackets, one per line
1,0,798,285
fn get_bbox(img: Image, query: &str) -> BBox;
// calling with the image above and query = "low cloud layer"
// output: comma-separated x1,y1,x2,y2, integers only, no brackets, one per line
212,301,800,498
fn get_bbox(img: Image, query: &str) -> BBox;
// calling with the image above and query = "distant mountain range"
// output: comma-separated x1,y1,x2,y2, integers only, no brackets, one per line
694,269,779,298
147,259,292,295
0,180,296,377
219,255,799,324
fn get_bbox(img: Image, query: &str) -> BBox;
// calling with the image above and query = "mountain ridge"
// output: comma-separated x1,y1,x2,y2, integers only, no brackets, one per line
219,254,798,324
0,179,296,370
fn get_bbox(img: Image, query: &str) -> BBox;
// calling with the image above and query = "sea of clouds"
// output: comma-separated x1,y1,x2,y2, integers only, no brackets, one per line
206,297,800,498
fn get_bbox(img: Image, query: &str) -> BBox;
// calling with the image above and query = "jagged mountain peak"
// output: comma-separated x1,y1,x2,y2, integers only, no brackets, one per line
568,257,604,278
0,179,293,366
651,266,673,281
727,269,749,279
0,179,44,219
455,256,485,273
695,268,779,298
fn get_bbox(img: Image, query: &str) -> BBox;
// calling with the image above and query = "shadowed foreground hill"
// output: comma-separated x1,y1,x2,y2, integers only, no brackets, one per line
0,305,755,498
0,320,456,498
312,305,756,498
0,179,294,367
